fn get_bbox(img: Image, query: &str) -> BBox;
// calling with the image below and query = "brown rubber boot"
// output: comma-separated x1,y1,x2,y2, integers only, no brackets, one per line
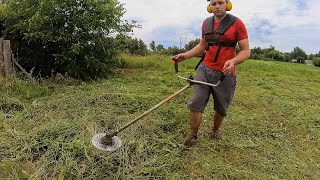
183,135,197,147
210,129,221,140
183,111,201,147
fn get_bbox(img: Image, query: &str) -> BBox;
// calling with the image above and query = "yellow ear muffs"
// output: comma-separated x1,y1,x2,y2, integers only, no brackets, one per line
207,0,233,13
207,4,212,13
226,0,232,11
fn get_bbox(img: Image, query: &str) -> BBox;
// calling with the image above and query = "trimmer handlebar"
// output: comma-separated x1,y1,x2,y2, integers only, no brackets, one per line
172,58,226,84
219,74,226,81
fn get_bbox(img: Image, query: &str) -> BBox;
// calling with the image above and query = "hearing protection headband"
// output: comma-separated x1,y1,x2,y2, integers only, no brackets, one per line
207,0,233,13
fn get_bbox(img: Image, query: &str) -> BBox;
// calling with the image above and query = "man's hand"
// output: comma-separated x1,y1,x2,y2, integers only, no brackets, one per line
223,60,235,75
172,53,188,63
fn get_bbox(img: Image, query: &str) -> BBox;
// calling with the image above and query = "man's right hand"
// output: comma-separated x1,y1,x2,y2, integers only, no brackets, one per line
172,53,188,63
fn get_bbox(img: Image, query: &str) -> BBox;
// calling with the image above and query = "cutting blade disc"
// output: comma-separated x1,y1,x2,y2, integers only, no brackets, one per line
92,133,122,151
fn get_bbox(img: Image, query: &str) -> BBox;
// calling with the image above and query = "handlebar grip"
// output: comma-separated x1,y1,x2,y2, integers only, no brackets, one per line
174,63,178,73
172,57,178,73
219,74,226,81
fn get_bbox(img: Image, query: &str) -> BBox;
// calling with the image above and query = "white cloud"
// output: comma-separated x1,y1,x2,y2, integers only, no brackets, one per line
120,0,320,53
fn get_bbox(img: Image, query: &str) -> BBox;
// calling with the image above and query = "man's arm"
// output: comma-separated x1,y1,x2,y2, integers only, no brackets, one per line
173,38,207,62
223,38,250,74
183,38,207,59
231,38,250,65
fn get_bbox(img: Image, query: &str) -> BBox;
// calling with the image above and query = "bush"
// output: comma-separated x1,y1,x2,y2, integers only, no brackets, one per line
313,57,320,67
279,54,290,62
250,53,263,60
262,58,275,61
297,56,305,64
0,0,136,80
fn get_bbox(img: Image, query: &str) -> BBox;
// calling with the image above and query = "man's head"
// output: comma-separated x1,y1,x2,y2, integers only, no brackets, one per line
207,0,232,16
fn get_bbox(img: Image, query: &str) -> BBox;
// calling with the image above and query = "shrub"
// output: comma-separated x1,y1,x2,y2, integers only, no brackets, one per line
262,58,275,61
250,53,263,60
0,0,137,80
313,57,320,67
297,56,305,64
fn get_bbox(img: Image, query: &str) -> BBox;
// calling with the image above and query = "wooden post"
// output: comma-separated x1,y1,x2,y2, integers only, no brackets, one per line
3,40,14,76
0,38,4,76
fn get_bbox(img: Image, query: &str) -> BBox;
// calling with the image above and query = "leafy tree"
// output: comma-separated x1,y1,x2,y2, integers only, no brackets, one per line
315,51,320,57
264,50,282,61
281,53,290,62
156,44,165,51
250,53,262,60
0,0,137,80
115,34,131,52
250,47,263,60
290,47,307,60
138,39,148,55
127,38,138,55
251,47,263,54
115,35,148,55
149,40,156,51
250,46,291,62
308,54,315,60
264,45,275,53
163,46,185,55
185,39,200,51
127,38,148,56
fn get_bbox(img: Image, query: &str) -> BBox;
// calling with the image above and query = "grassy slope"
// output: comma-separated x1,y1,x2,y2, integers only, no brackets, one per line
0,55,319,179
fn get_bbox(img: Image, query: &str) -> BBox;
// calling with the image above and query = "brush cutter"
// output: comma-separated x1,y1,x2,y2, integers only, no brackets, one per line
91,60,225,151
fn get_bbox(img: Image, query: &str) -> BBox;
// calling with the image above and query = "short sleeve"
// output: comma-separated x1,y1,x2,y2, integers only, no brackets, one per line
235,19,248,41
201,21,205,38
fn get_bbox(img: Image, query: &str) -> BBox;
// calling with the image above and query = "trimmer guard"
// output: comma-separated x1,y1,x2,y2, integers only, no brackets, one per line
92,133,122,151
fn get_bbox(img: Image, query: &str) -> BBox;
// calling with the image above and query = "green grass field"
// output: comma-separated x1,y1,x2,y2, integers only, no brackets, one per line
1,55,320,179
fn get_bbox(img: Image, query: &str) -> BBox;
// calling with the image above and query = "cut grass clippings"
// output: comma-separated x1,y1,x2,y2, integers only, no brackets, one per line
1,55,320,179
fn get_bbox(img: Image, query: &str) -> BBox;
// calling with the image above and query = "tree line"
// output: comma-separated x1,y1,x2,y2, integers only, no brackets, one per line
0,0,319,80
121,36,320,67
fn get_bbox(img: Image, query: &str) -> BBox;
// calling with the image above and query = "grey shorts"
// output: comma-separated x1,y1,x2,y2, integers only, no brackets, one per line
188,64,236,116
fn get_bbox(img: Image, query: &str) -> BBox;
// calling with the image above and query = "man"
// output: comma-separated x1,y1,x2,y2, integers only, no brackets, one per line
173,0,250,147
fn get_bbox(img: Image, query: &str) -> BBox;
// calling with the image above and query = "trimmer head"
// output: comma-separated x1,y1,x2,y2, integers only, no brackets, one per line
92,133,122,151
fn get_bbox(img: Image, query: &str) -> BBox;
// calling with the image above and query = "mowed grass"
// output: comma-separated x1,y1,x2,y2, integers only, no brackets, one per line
0,55,319,179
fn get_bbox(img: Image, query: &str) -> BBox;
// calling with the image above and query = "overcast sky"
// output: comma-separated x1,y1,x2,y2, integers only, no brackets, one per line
120,0,320,54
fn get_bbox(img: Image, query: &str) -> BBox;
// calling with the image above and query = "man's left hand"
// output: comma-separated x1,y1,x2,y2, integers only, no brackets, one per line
223,60,235,75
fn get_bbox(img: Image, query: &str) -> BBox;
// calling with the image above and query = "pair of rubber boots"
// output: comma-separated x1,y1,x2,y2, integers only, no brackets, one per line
183,129,220,147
